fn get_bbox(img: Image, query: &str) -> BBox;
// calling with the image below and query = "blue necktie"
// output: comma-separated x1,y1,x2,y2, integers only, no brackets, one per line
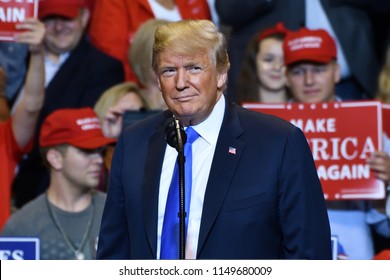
160,127,199,259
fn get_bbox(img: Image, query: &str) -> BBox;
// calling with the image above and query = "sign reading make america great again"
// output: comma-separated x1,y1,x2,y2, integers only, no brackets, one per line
243,101,385,200
0,0,38,41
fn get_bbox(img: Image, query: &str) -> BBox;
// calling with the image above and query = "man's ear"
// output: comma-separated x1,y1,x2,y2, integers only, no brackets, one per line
157,75,161,91
80,8,90,30
333,62,341,84
217,71,227,90
46,149,64,170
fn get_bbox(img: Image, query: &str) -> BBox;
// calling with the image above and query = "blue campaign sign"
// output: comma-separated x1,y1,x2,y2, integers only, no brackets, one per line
0,237,40,260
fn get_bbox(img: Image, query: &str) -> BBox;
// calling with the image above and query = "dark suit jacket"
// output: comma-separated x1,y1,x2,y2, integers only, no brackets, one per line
97,99,331,259
12,35,124,207
217,0,390,101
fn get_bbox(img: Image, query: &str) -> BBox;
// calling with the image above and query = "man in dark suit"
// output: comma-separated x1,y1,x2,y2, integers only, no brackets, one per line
11,0,124,207
97,19,331,259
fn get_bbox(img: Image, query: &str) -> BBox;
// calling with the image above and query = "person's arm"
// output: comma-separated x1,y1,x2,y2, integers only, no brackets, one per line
0,67,9,121
100,106,127,139
88,0,132,80
11,18,45,149
88,0,128,63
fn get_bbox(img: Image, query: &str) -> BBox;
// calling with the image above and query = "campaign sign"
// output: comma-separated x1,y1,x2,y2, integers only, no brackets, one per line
243,101,385,200
0,0,38,41
0,237,40,260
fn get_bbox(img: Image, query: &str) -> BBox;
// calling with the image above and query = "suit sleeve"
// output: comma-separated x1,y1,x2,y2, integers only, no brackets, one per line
278,126,332,259
97,133,131,259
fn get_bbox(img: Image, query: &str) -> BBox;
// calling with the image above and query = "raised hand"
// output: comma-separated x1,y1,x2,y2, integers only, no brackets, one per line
367,150,390,186
14,18,45,53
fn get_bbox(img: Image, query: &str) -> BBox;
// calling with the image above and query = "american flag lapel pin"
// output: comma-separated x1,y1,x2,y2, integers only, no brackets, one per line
228,146,236,155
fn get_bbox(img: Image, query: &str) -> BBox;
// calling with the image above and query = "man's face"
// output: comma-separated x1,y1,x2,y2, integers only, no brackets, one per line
43,13,86,55
156,49,227,126
60,146,104,190
286,61,340,103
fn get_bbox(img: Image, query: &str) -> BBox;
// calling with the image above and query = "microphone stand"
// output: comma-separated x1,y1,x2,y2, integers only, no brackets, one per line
173,119,186,260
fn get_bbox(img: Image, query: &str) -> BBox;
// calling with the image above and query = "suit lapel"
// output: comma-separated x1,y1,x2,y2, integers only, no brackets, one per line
142,113,170,258
197,102,245,256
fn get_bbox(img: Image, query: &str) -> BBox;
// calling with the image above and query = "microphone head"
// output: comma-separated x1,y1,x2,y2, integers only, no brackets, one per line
165,117,187,150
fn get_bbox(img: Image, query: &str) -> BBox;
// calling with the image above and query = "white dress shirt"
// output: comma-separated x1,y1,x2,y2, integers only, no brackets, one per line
157,94,225,259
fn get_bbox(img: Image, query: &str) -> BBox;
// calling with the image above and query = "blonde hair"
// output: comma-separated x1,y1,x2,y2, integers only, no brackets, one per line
378,47,390,103
129,19,170,87
152,20,230,86
94,82,146,121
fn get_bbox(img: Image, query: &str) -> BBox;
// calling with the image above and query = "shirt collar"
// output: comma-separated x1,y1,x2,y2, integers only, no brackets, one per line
44,52,70,66
189,94,225,145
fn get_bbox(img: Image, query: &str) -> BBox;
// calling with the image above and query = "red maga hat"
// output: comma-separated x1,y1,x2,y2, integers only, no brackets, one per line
38,0,87,20
40,108,115,149
258,22,288,41
283,27,337,66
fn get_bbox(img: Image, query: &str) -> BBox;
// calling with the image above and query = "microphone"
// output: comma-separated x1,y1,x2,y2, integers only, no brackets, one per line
165,116,187,152
164,116,188,259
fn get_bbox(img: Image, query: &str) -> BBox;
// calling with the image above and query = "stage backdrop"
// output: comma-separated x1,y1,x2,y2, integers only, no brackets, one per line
243,101,386,200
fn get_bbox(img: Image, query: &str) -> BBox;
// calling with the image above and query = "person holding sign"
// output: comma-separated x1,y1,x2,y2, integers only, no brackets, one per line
283,27,390,259
0,0,35,105
97,19,331,260
0,17,45,231
365,46,390,244
11,0,124,210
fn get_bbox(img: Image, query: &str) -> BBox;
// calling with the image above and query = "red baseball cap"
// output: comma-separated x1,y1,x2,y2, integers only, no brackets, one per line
373,250,390,260
38,0,87,20
283,28,337,66
40,108,115,149
258,22,288,41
